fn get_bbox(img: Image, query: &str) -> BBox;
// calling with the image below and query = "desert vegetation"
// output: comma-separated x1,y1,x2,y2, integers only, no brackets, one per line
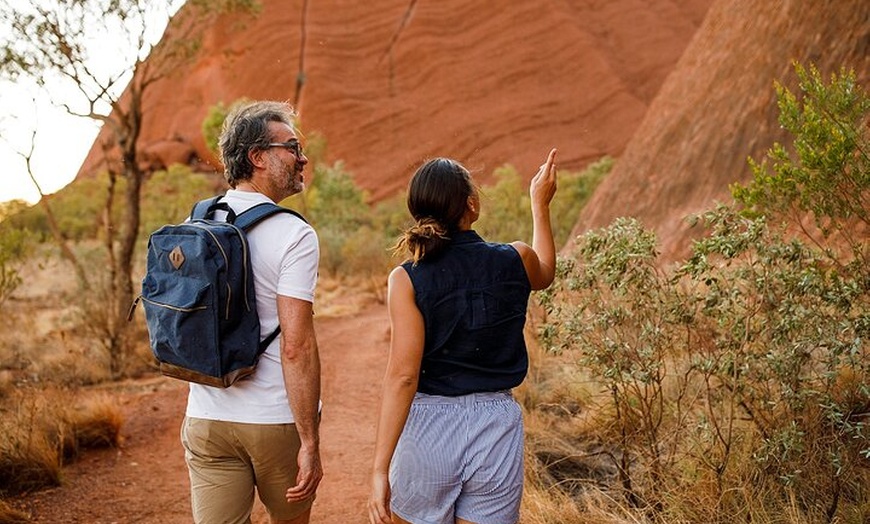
522,64,868,523
0,62,865,523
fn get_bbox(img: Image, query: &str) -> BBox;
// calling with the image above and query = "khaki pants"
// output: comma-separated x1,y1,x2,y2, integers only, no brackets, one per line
181,416,314,524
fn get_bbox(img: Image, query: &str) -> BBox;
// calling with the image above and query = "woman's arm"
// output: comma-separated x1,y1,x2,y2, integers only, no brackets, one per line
368,266,425,524
513,148,558,290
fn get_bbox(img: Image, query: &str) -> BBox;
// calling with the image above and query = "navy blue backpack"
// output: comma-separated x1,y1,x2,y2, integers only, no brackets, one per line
131,196,305,387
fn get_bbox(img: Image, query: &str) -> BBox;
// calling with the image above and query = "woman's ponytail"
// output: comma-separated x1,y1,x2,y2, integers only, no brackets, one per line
393,217,451,264
395,157,475,264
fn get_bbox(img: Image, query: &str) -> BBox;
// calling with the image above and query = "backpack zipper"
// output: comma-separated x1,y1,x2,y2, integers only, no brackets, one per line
186,221,253,320
186,222,234,320
138,295,209,313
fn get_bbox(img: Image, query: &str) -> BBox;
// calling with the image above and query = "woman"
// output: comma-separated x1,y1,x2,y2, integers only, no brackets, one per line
369,149,558,524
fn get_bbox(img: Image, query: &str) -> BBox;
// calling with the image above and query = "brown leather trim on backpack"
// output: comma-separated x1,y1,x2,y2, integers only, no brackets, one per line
158,361,257,388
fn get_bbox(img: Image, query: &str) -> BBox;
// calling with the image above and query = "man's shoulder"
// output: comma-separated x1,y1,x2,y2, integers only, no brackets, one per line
247,211,317,260
254,208,313,235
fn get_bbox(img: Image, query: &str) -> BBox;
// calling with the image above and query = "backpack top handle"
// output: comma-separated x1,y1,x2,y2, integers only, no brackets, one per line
190,196,239,224
190,196,307,230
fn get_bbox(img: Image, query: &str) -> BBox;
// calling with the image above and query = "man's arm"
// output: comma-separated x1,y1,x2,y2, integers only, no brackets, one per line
278,295,323,502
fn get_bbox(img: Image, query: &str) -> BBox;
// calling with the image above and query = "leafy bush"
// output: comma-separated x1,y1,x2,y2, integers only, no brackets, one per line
542,217,689,509
3,165,220,246
681,204,868,510
733,63,869,267
286,161,401,277
201,100,234,157
0,174,115,242
535,63,869,521
0,200,30,223
140,164,220,235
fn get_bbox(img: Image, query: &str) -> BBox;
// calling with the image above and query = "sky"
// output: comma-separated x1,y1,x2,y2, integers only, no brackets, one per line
0,0,181,205
0,83,101,204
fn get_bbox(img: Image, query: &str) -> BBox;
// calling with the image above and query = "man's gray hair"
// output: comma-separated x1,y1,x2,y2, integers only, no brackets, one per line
219,101,297,187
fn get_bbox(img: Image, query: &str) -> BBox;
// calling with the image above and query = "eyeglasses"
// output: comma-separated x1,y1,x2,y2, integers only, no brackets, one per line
265,140,304,158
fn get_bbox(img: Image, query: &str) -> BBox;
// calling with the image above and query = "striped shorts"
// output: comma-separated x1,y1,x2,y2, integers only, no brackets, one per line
390,390,524,524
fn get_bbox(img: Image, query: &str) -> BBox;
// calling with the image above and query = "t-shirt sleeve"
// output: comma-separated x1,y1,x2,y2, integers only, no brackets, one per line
277,226,319,302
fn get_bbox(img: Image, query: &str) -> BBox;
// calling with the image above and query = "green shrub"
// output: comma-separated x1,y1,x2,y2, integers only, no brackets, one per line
539,218,690,512
733,63,869,269
0,200,30,223
140,164,219,235
201,100,234,157
286,161,399,276
1,173,116,241
535,63,869,521
3,165,220,246
681,204,869,508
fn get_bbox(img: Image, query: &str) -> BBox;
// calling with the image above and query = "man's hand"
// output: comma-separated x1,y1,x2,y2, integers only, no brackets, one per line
285,443,323,502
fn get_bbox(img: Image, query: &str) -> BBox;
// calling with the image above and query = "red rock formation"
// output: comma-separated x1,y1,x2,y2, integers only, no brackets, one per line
570,0,870,261
77,0,710,202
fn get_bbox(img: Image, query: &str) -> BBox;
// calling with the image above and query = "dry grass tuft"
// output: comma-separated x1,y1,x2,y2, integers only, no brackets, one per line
64,393,124,452
0,498,29,523
28,342,112,387
0,387,124,495
0,391,63,494
521,482,585,524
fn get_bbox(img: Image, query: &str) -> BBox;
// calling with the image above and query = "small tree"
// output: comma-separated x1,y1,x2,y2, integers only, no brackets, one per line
733,63,869,270
0,0,260,377
540,218,691,512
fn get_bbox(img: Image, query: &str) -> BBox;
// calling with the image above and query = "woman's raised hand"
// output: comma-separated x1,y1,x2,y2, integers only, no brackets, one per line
513,148,558,290
530,148,557,211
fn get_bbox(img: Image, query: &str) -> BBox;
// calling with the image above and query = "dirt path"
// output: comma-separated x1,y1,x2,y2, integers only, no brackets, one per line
13,302,389,523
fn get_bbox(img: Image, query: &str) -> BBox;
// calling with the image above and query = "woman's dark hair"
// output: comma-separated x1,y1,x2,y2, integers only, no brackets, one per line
219,101,297,187
394,158,475,264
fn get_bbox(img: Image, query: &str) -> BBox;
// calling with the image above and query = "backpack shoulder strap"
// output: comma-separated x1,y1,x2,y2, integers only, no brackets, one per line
234,202,308,231
190,196,223,221
234,202,308,353
260,327,281,352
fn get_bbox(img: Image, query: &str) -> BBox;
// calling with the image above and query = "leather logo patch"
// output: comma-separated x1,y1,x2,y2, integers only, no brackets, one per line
169,246,185,270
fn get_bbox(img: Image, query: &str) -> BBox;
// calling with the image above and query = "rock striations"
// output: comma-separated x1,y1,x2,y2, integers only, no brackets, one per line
76,0,868,257
570,0,870,260
77,0,709,199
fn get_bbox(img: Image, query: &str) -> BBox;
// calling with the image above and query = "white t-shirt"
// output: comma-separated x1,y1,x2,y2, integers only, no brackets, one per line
185,190,320,424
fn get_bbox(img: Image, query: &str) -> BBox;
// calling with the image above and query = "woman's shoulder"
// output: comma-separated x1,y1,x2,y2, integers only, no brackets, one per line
389,264,415,284
508,240,531,257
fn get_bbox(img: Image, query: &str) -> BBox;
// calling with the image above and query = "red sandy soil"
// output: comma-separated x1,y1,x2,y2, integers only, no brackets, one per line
11,302,390,524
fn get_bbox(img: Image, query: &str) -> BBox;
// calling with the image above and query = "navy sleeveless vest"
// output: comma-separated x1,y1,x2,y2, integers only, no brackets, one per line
402,230,532,396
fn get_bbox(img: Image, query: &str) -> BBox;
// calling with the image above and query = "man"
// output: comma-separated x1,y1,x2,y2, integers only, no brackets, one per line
180,100,323,524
